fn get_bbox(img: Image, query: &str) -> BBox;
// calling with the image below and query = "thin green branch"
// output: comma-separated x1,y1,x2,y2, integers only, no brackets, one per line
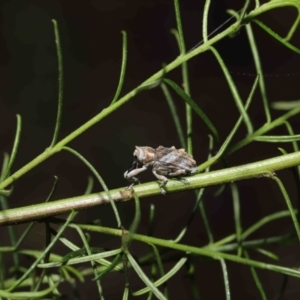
84,176,94,195
71,225,104,298
173,0,186,54
164,78,219,142
239,0,250,24
202,0,211,43
0,115,22,182
0,2,298,203
7,211,76,291
242,210,297,240
246,23,271,123
2,151,300,226
272,176,300,241
272,100,300,110
77,223,300,278
173,188,205,243
0,282,60,299
274,276,288,300
183,64,192,154
150,244,167,291
227,0,250,29
0,16,244,191
130,193,141,233
198,75,258,172
161,82,186,149
0,196,19,273
199,195,214,245
215,75,258,159
244,251,267,300
110,31,128,105
0,153,9,180
198,136,214,244
230,184,242,257
255,248,278,261
170,28,193,153
206,233,293,253
93,254,122,281
253,20,300,55
209,46,253,134
220,259,231,300
127,252,167,300
254,134,300,142
283,122,300,222
227,104,300,154
245,1,300,22
0,177,57,261
285,9,300,41
132,257,187,297
62,146,121,228
50,20,63,148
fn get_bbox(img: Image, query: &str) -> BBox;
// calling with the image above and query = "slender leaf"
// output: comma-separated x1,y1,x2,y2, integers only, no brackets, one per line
254,135,300,143
50,20,63,148
164,78,219,142
111,31,128,105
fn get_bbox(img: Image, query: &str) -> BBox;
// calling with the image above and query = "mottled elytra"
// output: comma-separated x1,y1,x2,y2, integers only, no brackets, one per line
124,146,198,194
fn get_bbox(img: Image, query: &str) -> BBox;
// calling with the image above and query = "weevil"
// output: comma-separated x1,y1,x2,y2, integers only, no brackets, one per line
124,146,198,194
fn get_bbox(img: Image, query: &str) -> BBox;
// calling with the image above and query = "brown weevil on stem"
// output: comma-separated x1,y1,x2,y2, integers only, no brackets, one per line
124,146,198,194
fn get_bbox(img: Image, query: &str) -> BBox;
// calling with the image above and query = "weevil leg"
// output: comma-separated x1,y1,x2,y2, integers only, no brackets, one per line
126,182,136,190
124,174,140,189
177,177,189,184
124,166,147,189
166,170,189,184
152,170,168,195
168,169,188,177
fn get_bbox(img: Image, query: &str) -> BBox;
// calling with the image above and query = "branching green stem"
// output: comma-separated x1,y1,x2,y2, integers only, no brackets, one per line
1,151,300,226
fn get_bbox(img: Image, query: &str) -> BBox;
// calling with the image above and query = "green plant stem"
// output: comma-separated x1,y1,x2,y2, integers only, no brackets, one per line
164,79,219,142
220,259,231,300
202,0,211,43
244,251,267,300
110,31,127,105
0,3,298,193
1,1,295,190
245,23,271,123
171,3,193,153
161,82,186,149
50,20,63,148
62,146,121,228
209,46,253,134
0,11,245,191
227,104,300,154
72,225,104,298
0,115,22,182
214,75,258,160
230,183,242,257
173,0,185,54
253,19,300,55
2,151,300,226
75,224,300,278
245,1,300,22
7,211,76,291
272,176,300,241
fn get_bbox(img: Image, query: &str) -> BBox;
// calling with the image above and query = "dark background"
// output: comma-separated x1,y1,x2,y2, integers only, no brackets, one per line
1,0,300,299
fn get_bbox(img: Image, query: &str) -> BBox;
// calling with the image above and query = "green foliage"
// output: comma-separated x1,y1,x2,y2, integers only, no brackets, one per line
1,0,300,299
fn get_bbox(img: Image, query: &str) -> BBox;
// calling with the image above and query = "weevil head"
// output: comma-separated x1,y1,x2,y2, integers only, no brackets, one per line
134,146,155,166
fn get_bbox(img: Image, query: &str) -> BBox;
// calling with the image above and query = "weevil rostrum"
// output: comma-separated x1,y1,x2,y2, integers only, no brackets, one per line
124,146,198,194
